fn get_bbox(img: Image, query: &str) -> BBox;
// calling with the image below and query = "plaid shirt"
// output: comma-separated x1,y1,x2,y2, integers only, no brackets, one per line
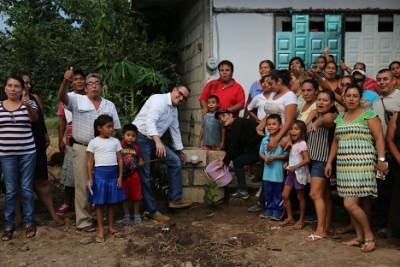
64,95,121,144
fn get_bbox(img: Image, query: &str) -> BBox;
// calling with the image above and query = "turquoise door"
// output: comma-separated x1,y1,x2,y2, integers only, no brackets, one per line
276,14,342,70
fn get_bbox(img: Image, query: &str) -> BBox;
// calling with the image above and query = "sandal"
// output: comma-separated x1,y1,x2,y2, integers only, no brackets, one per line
1,228,15,242
25,225,36,239
361,238,376,253
341,238,364,247
280,219,295,227
294,222,305,230
95,236,105,243
78,225,97,233
110,231,123,238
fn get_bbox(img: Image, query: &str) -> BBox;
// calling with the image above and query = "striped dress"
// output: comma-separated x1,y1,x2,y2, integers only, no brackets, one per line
334,109,378,198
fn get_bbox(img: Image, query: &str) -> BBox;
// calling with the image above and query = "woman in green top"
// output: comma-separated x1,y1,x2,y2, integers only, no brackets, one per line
325,84,388,253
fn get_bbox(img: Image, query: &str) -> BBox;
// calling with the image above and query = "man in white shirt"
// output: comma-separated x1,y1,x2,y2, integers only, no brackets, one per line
133,85,192,221
372,69,400,230
58,68,121,231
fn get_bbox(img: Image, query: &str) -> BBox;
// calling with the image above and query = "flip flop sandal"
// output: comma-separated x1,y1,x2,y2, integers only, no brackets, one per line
294,223,305,230
110,231,123,238
280,220,295,227
25,226,36,239
1,228,15,242
305,234,326,242
95,236,105,243
361,238,376,253
78,226,97,233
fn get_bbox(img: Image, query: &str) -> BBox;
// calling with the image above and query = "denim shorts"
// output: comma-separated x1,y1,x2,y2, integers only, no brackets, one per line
309,160,327,178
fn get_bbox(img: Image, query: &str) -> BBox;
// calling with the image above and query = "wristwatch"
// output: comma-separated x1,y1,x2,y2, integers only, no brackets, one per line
378,157,386,162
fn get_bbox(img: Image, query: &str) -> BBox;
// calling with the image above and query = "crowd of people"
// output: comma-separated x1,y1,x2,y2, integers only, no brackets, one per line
198,56,400,253
0,52,400,252
0,68,192,243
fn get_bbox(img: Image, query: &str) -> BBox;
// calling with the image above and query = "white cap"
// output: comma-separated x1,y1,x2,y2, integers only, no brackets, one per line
351,69,366,77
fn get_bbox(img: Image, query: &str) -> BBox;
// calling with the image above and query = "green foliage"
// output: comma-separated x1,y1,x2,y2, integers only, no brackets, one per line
0,0,181,117
207,182,223,206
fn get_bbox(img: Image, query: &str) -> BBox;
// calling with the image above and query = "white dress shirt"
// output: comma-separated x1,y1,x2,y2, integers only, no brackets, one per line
133,93,183,150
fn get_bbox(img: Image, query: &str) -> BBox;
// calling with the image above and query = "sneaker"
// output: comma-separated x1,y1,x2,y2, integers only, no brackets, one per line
304,214,317,223
230,190,250,200
271,212,285,221
150,212,170,221
123,214,132,224
248,202,265,212
133,214,142,224
168,199,192,208
259,212,272,219
55,203,71,215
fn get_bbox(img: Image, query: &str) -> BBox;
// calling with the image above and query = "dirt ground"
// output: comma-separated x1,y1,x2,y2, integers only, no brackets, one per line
1,138,400,267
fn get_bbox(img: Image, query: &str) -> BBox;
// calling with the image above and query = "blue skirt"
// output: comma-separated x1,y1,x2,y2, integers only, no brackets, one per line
88,166,126,204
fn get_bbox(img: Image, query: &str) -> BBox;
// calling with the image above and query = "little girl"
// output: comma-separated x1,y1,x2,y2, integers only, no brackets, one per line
315,56,326,78
281,120,310,229
87,114,125,243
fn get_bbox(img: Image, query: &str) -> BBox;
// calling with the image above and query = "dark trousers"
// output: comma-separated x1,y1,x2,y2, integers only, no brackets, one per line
233,143,262,191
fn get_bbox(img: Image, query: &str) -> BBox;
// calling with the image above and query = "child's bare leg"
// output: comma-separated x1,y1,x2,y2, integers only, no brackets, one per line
280,185,294,226
122,200,130,216
107,204,117,233
96,205,105,237
295,189,306,229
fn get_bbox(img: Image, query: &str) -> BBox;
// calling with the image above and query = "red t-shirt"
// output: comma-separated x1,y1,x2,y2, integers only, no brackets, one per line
364,77,380,95
199,78,245,117
56,102,72,146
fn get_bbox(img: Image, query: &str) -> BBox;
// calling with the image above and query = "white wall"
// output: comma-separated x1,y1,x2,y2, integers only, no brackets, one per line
213,0,400,9
211,13,274,101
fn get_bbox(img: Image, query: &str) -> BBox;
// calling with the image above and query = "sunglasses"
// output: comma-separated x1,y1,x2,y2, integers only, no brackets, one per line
355,78,365,83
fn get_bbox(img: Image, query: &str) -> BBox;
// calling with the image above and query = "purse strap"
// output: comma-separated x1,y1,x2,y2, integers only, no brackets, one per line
381,98,388,112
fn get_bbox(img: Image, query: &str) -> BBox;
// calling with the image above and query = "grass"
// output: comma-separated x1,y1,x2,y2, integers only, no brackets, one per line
45,116,59,138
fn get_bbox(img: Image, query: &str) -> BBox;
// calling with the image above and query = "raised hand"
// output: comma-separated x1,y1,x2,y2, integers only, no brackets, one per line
64,66,74,82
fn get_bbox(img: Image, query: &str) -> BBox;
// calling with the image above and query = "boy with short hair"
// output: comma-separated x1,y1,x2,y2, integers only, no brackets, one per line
121,124,144,223
259,114,288,221
198,95,225,150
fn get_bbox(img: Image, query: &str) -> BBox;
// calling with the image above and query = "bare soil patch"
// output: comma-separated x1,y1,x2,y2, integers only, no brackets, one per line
1,138,400,266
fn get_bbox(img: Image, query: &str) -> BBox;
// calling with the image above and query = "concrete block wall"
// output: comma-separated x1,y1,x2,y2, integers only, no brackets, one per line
181,148,227,203
177,0,211,148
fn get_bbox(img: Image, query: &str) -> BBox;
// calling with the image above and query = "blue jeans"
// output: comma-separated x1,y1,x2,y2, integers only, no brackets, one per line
136,134,183,216
263,180,284,216
233,142,262,191
0,152,36,228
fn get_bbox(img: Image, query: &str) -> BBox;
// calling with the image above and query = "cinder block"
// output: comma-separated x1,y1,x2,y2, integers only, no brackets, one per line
206,150,226,164
193,169,210,185
182,169,190,186
182,187,206,203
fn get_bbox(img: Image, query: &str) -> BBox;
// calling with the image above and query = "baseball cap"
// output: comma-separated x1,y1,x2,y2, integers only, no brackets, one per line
351,69,366,77
214,109,231,119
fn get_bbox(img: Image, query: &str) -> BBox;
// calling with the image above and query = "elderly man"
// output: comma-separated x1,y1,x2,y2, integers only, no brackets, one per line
58,68,121,231
133,84,192,222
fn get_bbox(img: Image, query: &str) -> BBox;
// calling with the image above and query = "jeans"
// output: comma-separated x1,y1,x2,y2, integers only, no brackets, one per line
136,133,183,216
0,152,36,228
263,180,284,216
233,142,262,191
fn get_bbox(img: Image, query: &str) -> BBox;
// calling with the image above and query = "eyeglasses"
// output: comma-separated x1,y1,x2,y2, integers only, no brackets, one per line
86,81,101,87
9,112,16,123
355,78,365,83
177,88,188,101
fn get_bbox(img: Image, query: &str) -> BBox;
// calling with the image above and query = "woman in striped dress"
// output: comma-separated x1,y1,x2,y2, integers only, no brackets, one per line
325,84,388,252
0,74,38,241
